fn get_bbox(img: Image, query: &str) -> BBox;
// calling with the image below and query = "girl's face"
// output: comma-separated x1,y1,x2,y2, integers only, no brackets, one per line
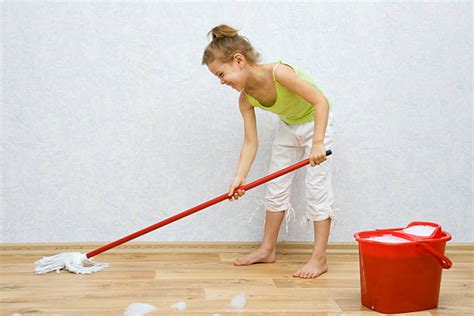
207,54,248,92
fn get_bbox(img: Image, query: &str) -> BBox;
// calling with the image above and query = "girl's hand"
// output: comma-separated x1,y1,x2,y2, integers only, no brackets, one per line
309,143,327,167
228,176,246,201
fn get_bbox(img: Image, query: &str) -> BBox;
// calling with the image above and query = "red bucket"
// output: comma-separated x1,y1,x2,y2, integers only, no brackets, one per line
354,222,452,314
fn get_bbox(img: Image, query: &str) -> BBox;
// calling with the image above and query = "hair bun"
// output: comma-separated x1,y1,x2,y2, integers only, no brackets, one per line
202,24,260,66
209,24,239,40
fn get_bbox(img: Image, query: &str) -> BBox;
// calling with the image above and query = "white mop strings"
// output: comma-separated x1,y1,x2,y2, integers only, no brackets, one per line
34,252,108,275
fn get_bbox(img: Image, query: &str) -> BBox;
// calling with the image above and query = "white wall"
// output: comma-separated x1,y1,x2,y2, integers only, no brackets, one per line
1,2,472,243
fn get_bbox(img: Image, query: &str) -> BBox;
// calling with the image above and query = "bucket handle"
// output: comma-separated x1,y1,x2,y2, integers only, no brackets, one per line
416,242,452,269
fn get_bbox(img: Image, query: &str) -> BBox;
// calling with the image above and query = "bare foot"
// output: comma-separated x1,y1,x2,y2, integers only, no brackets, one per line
293,254,328,279
234,247,276,266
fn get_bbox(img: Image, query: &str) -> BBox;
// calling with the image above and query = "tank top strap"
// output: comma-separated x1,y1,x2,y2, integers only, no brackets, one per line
272,61,296,82
272,61,283,81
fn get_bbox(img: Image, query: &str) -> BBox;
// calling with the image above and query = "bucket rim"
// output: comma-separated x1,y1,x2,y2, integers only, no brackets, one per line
354,230,452,244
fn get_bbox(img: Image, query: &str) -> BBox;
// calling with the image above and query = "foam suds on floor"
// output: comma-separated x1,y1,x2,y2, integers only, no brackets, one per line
230,292,247,309
124,302,157,316
170,301,187,311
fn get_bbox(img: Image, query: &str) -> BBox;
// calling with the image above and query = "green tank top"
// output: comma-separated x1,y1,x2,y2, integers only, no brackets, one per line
244,61,330,125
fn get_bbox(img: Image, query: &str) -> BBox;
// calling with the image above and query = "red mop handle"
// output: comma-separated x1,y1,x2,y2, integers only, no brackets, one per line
86,150,332,258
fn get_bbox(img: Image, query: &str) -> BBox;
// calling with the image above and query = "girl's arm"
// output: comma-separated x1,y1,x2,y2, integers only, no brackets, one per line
274,65,330,166
236,92,258,178
228,92,258,200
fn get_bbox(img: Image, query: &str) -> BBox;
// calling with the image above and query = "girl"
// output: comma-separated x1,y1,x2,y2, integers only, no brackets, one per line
202,25,335,279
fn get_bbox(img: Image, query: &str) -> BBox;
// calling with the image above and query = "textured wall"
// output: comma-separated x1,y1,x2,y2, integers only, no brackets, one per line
1,2,472,243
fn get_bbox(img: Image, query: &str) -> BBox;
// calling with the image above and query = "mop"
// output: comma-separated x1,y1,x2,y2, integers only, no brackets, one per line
35,150,332,274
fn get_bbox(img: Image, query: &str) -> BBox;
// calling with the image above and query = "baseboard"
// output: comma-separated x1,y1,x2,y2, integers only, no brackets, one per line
0,242,472,255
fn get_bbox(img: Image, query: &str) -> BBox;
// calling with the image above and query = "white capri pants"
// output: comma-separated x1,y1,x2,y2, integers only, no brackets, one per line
264,111,336,227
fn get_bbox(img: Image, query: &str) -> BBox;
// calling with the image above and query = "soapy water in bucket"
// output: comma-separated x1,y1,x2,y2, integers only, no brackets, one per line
402,225,436,236
365,234,409,243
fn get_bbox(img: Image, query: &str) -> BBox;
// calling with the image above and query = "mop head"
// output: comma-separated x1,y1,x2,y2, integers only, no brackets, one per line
34,252,108,275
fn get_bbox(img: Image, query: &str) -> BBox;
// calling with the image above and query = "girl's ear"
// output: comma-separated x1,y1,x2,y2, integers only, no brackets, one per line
233,53,245,67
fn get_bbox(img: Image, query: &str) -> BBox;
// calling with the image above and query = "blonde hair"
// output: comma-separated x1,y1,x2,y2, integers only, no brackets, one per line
201,24,261,65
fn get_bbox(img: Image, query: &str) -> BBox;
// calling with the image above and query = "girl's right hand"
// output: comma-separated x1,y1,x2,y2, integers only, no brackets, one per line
228,176,246,201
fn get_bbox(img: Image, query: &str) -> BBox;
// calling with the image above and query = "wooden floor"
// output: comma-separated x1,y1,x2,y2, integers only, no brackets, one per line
0,242,472,315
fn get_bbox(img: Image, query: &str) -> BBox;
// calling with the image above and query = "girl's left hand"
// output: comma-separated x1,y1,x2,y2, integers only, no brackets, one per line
309,143,327,167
